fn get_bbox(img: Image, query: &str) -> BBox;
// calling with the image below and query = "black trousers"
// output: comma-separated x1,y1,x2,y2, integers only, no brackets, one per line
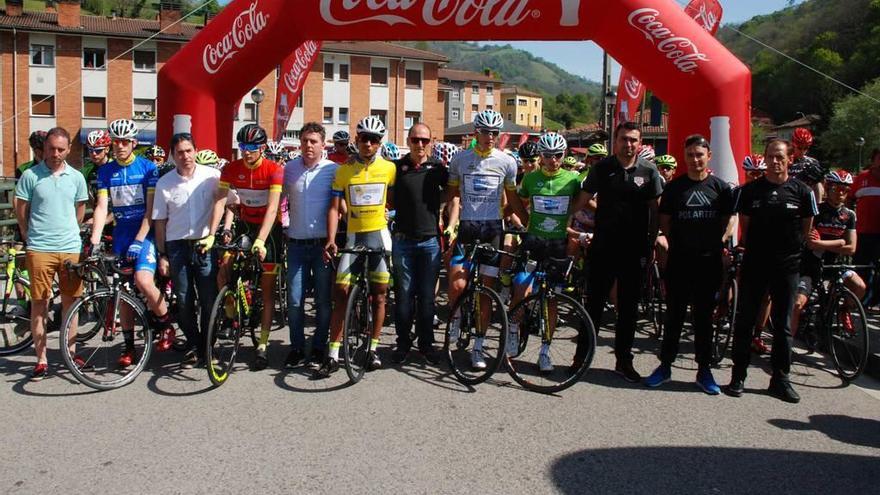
660,251,722,369
731,259,799,381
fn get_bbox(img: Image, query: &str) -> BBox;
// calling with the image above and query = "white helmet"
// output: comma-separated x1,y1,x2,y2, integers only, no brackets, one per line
380,142,401,161
108,119,138,140
356,116,386,137
266,140,286,157
473,110,503,130
537,132,567,154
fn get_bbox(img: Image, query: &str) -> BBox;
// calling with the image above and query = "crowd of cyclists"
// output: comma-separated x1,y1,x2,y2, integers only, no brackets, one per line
8,108,879,401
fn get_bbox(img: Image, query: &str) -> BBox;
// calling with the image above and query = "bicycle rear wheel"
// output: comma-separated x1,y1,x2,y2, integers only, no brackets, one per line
61,291,152,391
506,291,595,393
0,278,33,356
342,282,371,383
828,287,869,381
445,285,507,386
206,286,244,387
711,278,737,366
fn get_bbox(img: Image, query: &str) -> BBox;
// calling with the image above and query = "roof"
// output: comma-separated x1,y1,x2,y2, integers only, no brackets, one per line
772,114,820,131
438,68,499,83
443,121,541,137
0,9,199,41
500,85,542,98
323,41,447,62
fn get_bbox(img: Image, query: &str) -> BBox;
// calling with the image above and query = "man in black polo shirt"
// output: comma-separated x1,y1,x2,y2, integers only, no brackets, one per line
575,121,663,381
726,139,817,403
645,134,734,394
391,123,448,365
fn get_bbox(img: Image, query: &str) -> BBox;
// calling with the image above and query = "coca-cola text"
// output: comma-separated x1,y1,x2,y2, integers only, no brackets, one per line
319,0,538,28
283,41,321,93
203,1,270,74
628,8,710,74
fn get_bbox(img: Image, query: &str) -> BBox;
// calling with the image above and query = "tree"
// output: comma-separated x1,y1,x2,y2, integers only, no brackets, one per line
819,77,880,170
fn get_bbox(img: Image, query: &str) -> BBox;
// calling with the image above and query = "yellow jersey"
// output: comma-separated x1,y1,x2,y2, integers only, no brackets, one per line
331,157,396,233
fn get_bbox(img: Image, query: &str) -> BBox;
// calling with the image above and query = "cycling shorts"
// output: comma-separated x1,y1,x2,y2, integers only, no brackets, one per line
450,220,504,268
112,229,157,274
514,235,567,287
336,229,392,286
230,221,283,275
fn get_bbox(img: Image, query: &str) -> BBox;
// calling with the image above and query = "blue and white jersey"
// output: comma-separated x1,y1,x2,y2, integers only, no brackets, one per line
97,154,159,230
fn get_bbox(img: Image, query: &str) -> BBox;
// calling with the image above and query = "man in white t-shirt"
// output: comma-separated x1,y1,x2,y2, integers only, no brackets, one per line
152,133,222,368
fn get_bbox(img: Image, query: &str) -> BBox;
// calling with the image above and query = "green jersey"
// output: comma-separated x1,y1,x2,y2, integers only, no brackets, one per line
518,168,581,239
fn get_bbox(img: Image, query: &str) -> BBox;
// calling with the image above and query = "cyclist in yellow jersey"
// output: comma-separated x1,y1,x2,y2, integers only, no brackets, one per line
315,116,396,378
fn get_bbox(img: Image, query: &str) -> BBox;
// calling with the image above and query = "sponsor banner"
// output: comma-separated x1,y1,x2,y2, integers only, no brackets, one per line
273,40,322,141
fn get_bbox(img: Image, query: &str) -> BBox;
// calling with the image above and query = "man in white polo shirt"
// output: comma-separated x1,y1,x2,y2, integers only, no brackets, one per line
152,133,222,368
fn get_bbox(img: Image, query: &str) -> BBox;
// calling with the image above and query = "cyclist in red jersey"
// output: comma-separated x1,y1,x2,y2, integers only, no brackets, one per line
851,147,880,305
214,124,284,370
327,130,351,164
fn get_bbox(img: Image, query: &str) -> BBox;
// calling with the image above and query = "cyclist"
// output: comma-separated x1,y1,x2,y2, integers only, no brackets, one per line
518,141,540,182
16,131,48,179
215,123,284,370
851,148,880,307
791,169,865,333
562,155,578,171
265,140,287,163
432,141,461,167
89,119,175,365
508,132,584,371
315,116,396,378
741,152,773,353
791,128,825,203
655,154,677,184
742,153,766,183
446,110,528,370
81,130,113,221
328,130,351,164
195,149,222,169
380,142,401,162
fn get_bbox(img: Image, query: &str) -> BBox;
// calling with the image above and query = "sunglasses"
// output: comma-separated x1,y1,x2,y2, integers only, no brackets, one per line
359,135,382,145
477,129,500,137
542,152,564,159
409,137,431,145
88,147,107,154
238,143,262,152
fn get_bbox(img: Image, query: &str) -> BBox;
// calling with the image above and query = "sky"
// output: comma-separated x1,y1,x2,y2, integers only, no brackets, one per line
217,0,797,83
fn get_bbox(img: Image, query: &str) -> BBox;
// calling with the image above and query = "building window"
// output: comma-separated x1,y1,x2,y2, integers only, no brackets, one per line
133,50,156,71
471,104,478,112
520,113,524,121
339,64,349,81
133,98,156,120
83,47,106,69
324,63,334,81
371,67,388,86
472,84,479,94
486,85,494,93
451,108,460,120
30,45,55,67
83,96,106,118
507,113,512,120
486,105,493,111
471,111,477,121
534,101,539,107
338,107,349,124
404,111,421,130
295,94,303,108
518,99,527,106
405,69,422,89
31,95,55,116
370,109,387,125
323,107,334,124
243,103,257,122
534,115,538,125
506,98,515,106
283,130,301,140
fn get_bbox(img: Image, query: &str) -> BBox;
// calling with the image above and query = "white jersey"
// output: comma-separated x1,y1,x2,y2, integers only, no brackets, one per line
448,148,517,222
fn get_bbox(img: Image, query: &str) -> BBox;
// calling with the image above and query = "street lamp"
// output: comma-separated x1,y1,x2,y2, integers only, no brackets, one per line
250,88,265,125
856,136,866,170
604,90,616,150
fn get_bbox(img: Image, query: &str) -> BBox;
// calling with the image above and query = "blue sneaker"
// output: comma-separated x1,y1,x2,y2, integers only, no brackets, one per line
696,368,721,395
644,365,671,388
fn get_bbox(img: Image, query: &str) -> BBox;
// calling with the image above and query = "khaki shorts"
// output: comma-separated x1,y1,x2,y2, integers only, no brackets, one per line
26,251,83,300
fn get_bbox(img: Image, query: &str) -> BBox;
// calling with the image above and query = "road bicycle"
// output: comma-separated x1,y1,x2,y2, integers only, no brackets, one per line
639,255,664,339
711,247,742,366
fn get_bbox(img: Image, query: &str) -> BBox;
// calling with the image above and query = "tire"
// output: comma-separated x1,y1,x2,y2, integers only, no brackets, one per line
506,291,595,393
60,290,152,391
205,286,243,387
711,278,737,366
0,278,34,356
342,283,370,383
74,264,110,342
445,285,508,386
828,287,869,382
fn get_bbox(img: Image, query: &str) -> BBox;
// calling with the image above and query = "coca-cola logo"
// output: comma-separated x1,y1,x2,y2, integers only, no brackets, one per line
202,1,270,75
692,4,719,33
624,76,642,99
627,8,709,74
318,0,551,28
283,41,320,93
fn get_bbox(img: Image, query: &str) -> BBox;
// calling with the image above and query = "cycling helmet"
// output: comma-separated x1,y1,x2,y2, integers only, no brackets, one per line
792,128,814,149
265,140,286,160
655,154,678,169
742,154,766,171
562,156,578,168
346,142,358,155
587,143,608,157
518,141,540,160
537,132,567,154
795,156,829,186
432,142,461,163
473,110,504,130
380,142,400,161
332,130,350,143
108,119,138,140
195,149,221,167
505,149,522,168
86,129,111,149
356,116,386,137
144,145,166,159
824,169,854,186
637,144,655,162
236,124,268,145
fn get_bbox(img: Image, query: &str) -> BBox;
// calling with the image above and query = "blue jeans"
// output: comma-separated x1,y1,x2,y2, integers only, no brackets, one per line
392,236,441,351
287,241,332,353
166,240,217,356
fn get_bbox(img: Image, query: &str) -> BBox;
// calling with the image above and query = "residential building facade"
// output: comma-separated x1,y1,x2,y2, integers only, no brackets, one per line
499,86,543,130
438,68,500,131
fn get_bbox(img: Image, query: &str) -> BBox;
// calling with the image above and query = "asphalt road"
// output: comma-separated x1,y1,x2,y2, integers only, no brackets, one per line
2,318,878,494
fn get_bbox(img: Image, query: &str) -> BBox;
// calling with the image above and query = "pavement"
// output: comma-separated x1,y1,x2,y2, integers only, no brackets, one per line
1,309,879,494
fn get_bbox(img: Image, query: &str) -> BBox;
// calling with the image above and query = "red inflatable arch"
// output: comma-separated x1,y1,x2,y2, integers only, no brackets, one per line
158,0,751,185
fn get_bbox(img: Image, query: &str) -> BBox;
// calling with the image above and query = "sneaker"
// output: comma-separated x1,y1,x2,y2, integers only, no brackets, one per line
695,368,721,395
418,346,442,365
306,349,324,369
367,351,382,371
31,363,48,381
614,360,641,383
180,350,199,370
252,347,269,371
311,356,339,379
644,365,671,388
768,377,800,403
724,378,745,397
538,351,552,373
284,348,305,369
448,318,461,343
391,346,410,365
506,325,520,357
471,348,487,370
751,336,769,354
155,328,175,352
118,348,135,368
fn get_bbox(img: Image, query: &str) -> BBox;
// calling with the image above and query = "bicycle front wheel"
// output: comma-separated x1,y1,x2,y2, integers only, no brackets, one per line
711,278,737,366
206,286,244,387
506,291,595,393
828,287,869,381
61,290,152,391
0,278,33,356
445,285,508,386
342,282,371,383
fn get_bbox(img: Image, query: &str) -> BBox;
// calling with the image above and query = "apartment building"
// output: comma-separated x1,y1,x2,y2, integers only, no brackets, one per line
499,86,543,130
438,68,500,131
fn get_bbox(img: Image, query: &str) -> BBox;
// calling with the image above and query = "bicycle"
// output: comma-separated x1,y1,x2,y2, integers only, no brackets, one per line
639,255,664,339
711,246,742,366
204,244,264,387
506,254,596,393
795,263,870,381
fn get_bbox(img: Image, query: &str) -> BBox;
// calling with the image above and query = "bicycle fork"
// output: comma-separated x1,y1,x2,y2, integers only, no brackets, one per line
102,292,122,342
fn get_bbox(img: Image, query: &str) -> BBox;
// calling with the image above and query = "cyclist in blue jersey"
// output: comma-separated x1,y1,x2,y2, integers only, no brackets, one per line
88,119,174,367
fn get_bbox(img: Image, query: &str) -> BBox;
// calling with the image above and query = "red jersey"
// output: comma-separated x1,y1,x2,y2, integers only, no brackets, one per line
327,150,349,165
851,169,880,234
219,158,283,225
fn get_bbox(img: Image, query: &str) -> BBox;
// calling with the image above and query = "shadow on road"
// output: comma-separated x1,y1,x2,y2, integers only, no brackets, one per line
550,447,880,494
768,415,880,450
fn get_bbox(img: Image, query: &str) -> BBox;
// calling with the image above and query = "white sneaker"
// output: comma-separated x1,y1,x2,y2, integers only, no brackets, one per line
538,350,552,373
506,323,520,357
433,315,441,327
448,318,461,342
471,348,487,370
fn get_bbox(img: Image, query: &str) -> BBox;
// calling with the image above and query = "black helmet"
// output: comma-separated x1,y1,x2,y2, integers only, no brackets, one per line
28,130,48,150
236,124,268,145
795,156,829,186
518,141,539,160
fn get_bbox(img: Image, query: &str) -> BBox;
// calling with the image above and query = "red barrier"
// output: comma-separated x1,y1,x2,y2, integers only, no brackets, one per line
158,0,750,184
